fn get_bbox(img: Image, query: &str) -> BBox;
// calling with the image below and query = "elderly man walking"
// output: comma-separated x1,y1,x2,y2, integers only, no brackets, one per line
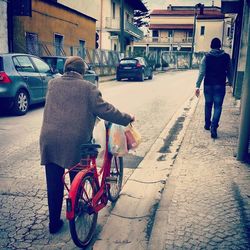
40,56,134,234
195,37,232,139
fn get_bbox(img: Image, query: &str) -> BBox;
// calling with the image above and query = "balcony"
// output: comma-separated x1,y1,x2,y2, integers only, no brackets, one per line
134,36,193,46
105,17,144,39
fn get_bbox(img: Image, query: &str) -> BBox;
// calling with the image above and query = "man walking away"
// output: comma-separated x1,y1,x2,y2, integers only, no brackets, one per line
195,37,232,139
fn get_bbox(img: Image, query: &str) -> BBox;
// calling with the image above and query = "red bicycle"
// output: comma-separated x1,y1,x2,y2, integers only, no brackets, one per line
62,122,124,248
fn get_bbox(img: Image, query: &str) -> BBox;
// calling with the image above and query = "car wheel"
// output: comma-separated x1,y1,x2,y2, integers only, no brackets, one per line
12,89,29,115
117,77,121,81
148,71,153,80
139,72,145,82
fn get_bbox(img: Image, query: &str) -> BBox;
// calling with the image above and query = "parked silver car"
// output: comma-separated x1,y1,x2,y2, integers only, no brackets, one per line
41,56,99,87
0,53,59,115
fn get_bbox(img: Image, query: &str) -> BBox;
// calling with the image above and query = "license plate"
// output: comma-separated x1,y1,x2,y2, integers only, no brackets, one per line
123,67,132,69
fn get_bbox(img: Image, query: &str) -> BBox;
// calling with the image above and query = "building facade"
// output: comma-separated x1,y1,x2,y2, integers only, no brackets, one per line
9,0,96,56
134,5,227,53
222,0,250,161
96,0,147,53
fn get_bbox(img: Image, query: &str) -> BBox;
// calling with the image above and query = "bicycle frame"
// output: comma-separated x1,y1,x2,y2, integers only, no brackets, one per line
63,123,114,220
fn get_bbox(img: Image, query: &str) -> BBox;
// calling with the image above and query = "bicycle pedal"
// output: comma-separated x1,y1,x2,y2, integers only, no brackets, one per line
105,176,117,183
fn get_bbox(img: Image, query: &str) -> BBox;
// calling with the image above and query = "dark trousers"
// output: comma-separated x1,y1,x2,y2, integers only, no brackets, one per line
204,85,226,129
45,163,77,225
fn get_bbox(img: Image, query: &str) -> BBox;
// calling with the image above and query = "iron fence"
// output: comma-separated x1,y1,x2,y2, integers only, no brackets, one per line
18,40,205,75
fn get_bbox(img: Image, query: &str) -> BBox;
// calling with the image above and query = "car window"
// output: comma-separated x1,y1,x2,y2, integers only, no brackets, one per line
120,59,137,64
56,59,65,73
31,57,51,73
13,56,36,72
84,61,89,71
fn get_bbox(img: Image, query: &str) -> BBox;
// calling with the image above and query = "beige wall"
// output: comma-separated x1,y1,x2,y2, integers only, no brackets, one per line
13,0,96,54
98,0,137,50
195,20,224,52
150,16,194,25
58,0,99,19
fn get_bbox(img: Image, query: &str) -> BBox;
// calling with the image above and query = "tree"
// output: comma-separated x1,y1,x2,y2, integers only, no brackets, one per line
133,1,150,28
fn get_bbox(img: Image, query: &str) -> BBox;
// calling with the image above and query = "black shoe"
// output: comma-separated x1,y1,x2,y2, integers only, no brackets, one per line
49,219,64,234
204,125,210,130
211,127,217,139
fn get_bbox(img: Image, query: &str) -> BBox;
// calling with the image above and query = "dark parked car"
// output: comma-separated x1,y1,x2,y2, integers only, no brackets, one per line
116,57,153,82
0,53,59,115
41,56,99,87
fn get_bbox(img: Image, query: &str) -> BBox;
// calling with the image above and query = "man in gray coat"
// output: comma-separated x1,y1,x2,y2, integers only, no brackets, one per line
40,56,134,234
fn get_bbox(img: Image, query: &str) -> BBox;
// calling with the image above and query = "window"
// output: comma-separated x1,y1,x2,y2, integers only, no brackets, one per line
168,30,173,37
26,32,39,56
13,56,36,72
227,27,230,37
112,2,115,19
188,31,193,37
200,26,205,36
153,30,159,42
126,12,129,21
54,34,64,56
79,40,86,58
31,57,51,73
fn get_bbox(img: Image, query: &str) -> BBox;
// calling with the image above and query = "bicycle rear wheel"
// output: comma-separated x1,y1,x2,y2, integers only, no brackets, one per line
69,175,98,248
107,156,123,202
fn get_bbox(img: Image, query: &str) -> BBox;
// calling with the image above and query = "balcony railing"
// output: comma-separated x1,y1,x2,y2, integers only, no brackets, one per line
135,36,193,44
105,17,143,39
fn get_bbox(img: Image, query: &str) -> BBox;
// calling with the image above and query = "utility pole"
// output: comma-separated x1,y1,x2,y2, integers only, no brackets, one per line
120,0,125,54
189,9,197,68
237,14,250,162
189,3,203,69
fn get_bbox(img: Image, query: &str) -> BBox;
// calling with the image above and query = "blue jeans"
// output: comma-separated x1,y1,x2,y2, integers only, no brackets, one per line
204,85,225,129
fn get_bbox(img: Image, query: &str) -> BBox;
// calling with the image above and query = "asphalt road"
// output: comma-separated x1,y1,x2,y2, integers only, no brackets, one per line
0,70,198,249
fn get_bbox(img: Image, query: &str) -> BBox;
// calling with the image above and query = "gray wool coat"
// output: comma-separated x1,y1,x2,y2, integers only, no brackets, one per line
40,71,132,169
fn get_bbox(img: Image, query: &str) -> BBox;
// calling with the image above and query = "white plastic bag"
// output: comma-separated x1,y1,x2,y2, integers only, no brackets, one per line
108,124,128,156
92,119,106,157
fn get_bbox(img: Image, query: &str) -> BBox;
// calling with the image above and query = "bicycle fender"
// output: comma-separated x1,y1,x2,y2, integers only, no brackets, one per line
66,169,90,220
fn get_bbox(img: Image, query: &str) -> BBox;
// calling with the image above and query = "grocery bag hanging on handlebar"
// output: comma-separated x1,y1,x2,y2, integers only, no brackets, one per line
108,124,128,156
125,124,142,150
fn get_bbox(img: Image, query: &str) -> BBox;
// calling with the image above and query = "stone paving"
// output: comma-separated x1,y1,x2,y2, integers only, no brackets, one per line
1,76,249,250
149,87,250,250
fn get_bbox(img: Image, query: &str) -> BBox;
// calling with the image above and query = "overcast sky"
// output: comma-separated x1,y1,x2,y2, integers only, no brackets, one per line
146,0,221,11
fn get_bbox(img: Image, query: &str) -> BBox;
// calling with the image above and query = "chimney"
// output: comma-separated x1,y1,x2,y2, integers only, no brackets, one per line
200,4,204,15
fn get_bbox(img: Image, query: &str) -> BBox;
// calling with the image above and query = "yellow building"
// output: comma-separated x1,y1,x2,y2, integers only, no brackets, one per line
12,0,96,56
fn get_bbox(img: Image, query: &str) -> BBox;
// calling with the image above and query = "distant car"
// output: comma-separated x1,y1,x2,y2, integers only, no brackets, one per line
116,57,153,82
41,56,99,87
0,53,59,115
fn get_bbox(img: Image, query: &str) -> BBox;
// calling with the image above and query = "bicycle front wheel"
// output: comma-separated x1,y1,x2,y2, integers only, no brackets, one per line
69,175,98,248
107,156,123,202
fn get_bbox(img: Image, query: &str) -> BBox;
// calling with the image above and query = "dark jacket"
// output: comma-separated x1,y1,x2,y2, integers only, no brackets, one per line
196,49,232,88
40,71,132,168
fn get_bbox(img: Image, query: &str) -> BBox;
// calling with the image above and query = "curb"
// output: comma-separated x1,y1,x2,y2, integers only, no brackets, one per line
95,94,200,249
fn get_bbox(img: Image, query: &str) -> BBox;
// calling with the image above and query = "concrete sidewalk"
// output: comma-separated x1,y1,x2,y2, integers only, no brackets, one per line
149,87,250,249
99,75,116,83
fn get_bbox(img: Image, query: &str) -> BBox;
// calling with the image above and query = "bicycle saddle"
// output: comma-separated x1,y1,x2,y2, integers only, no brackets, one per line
80,144,101,158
